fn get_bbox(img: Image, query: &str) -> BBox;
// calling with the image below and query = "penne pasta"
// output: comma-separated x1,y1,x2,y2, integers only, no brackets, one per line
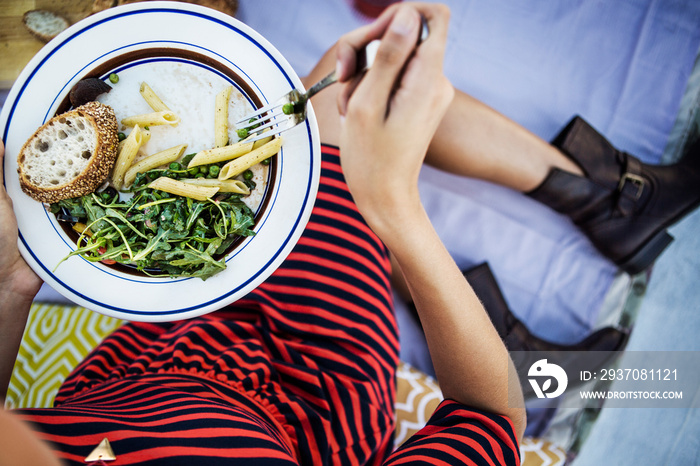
139,82,170,112
112,125,145,190
117,128,151,154
121,110,180,128
219,137,282,181
141,128,152,145
187,138,255,168
148,177,219,201
180,178,250,195
214,86,233,148
123,144,188,188
252,128,273,149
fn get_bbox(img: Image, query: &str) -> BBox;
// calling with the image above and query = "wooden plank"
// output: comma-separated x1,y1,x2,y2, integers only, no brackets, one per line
0,0,238,88
34,0,93,22
0,1,37,17
0,40,44,88
0,0,93,88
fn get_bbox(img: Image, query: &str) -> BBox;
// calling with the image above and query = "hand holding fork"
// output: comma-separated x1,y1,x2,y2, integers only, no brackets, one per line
235,16,429,143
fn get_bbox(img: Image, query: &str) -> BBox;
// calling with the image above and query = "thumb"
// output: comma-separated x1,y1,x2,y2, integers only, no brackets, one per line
0,140,5,184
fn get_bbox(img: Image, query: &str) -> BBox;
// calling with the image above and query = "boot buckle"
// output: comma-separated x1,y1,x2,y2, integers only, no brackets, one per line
618,172,645,200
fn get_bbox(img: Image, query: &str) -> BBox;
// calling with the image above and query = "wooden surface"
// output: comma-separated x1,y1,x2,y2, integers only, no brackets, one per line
0,0,238,89
0,0,94,88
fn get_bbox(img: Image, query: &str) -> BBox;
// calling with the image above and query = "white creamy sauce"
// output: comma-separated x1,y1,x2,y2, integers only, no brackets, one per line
98,61,268,211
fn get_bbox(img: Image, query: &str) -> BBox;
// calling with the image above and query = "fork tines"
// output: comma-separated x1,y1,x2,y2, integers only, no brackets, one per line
246,121,294,143
235,101,284,128
241,115,295,143
235,101,296,142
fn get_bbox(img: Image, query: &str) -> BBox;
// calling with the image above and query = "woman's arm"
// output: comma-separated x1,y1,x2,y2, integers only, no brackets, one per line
0,141,43,397
336,3,526,439
0,408,62,465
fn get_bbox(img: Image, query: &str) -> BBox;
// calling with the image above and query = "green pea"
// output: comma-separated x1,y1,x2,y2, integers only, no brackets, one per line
117,132,126,141
169,162,182,171
261,157,271,166
188,167,199,176
282,102,294,115
208,165,221,177
109,73,119,84
243,169,254,181
237,128,249,139
199,166,208,174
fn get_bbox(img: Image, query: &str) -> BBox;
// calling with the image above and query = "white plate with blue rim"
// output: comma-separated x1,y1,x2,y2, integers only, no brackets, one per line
1,1,321,322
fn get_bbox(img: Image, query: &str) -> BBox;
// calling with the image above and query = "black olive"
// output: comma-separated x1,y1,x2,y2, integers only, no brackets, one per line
69,78,112,107
101,186,119,201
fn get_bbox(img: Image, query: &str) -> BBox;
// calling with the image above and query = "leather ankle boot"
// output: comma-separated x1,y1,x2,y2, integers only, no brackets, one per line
463,262,630,397
528,116,700,274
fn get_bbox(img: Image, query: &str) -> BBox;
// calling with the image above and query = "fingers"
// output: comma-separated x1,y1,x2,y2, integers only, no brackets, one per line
414,3,450,70
336,3,451,120
361,7,422,106
0,139,15,216
335,4,403,82
335,5,416,116
340,6,422,122
393,3,452,113
335,2,450,81
0,140,13,209
337,73,362,117
0,140,5,185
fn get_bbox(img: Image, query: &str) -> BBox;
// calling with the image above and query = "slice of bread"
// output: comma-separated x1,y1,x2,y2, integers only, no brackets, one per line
22,9,70,43
17,101,119,204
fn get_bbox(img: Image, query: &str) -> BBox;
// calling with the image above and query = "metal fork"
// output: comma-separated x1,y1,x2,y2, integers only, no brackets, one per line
236,18,429,143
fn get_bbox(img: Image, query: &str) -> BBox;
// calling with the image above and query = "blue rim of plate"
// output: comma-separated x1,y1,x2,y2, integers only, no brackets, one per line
1,3,321,321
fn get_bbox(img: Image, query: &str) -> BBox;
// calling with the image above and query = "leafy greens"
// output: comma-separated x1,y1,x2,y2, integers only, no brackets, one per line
51,168,257,280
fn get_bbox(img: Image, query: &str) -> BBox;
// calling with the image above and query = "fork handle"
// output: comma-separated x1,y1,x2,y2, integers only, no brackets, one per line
306,69,339,101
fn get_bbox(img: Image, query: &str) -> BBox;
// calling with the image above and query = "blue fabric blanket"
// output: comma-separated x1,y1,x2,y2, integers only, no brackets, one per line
237,0,700,345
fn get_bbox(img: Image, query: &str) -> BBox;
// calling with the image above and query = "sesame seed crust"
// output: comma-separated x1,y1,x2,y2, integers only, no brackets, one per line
17,101,119,204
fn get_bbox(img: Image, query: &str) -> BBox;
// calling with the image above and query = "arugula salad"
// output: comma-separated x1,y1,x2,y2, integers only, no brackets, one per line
51,160,258,280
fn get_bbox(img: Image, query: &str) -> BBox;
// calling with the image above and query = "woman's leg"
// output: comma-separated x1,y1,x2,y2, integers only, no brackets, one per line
303,43,700,274
423,91,583,191
302,44,582,193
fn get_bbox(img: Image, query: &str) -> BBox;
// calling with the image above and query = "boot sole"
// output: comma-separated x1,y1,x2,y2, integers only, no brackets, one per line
619,229,674,275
